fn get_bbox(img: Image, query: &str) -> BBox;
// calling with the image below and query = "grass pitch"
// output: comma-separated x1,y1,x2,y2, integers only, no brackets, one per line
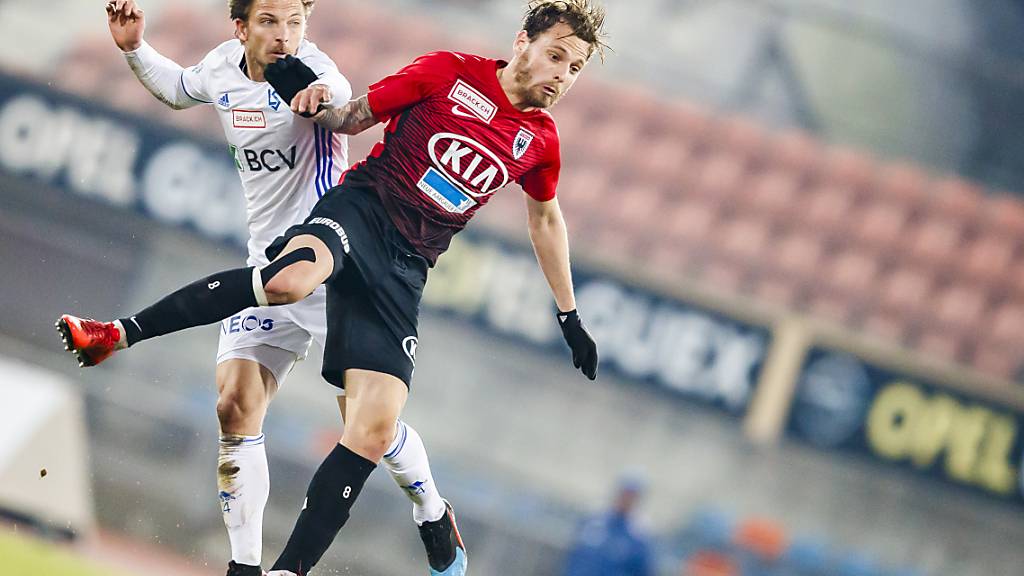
0,528,130,576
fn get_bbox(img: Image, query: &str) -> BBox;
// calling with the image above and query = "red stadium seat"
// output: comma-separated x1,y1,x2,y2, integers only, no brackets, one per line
690,152,748,205
852,199,910,253
984,193,1024,242
665,198,719,245
744,168,803,219
986,300,1024,346
53,37,113,97
905,215,965,272
640,135,695,187
874,163,930,206
804,248,880,323
802,249,876,323
973,300,1024,378
827,249,881,297
698,258,748,295
752,273,805,308
821,147,876,192
802,185,857,239
714,115,768,162
648,239,701,274
557,163,612,217
770,229,825,279
920,282,989,355
961,234,1014,286
587,120,640,165
863,308,911,343
772,129,822,177
808,290,856,324
714,215,773,265
932,176,985,221
917,327,968,363
971,342,1024,380
875,266,934,317
748,227,823,308
668,100,715,142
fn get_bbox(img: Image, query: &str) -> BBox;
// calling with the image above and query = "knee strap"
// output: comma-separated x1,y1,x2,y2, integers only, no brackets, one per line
252,247,317,306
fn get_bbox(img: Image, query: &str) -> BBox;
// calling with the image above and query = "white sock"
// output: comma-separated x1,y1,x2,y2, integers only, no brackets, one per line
218,434,270,566
382,420,446,525
111,319,129,349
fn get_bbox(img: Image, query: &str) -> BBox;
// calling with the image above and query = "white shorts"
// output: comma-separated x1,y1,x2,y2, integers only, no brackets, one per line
216,285,327,387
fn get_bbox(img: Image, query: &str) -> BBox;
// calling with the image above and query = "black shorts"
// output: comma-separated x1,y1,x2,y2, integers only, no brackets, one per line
265,172,428,389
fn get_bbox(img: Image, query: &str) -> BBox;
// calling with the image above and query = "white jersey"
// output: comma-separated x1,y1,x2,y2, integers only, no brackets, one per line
126,39,351,266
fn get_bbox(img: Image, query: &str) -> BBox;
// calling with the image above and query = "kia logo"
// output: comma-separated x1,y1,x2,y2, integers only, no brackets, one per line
428,132,508,197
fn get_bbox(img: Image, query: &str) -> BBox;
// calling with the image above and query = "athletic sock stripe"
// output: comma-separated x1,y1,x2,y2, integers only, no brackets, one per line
326,129,336,190
219,433,265,446
318,125,331,195
384,421,408,459
313,125,324,198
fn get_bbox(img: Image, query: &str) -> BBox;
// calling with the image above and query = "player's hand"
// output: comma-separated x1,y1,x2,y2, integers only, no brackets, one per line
557,309,598,380
106,0,145,52
265,55,323,118
291,85,332,117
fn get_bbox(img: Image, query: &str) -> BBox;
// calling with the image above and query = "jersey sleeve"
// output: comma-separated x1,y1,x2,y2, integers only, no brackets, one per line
124,40,215,109
366,51,460,121
518,125,561,202
298,41,352,107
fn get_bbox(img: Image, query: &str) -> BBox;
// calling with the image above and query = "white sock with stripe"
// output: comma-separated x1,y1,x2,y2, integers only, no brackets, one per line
382,420,446,525
218,433,270,566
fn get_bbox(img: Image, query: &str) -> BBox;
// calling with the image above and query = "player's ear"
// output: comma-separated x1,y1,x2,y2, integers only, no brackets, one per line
512,30,530,56
234,18,248,43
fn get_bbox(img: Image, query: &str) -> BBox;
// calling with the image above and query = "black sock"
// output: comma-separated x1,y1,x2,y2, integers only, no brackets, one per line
271,444,376,574
119,267,258,346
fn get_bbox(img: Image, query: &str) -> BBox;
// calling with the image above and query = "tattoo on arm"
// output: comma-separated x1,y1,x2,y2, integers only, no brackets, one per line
314,95,378,135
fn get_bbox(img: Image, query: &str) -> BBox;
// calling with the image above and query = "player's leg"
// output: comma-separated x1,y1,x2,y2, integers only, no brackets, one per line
57,235,333,366
217,297,316,576
270,369,407,574
336,397,446,525
216,350,295,576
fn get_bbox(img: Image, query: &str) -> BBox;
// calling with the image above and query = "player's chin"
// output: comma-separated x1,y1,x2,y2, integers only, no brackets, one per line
528,90,559,109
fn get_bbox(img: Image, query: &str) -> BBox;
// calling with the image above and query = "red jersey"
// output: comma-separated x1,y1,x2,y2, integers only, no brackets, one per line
346,51,561,264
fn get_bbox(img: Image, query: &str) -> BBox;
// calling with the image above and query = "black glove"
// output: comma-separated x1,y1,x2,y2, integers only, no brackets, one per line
264,54,322,117
557,309,598,380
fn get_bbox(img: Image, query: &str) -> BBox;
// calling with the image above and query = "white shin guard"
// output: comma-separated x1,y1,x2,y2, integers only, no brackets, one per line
218,434,270,566
381,420,446,525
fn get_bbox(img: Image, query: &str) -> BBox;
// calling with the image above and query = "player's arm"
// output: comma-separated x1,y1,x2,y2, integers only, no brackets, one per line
107,0,210,110
296,44,353,112
527,195,599,380
311,96,378,135
526,196,576,313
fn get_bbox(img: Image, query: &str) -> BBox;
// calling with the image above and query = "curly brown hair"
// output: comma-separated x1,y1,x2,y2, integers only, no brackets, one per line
523,0,609,61
228,0,315,21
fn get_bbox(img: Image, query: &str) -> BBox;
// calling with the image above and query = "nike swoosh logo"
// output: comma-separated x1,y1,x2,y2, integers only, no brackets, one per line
451,104,480,120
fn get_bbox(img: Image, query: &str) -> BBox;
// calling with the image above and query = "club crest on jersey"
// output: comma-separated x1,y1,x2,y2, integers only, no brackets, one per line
268,89,282,111
447,80,496,123
513,128,535,160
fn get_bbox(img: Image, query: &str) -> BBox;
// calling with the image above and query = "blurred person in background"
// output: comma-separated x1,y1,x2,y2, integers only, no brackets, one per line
87,1,454,574
563,474,653,576
61,1,606,574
